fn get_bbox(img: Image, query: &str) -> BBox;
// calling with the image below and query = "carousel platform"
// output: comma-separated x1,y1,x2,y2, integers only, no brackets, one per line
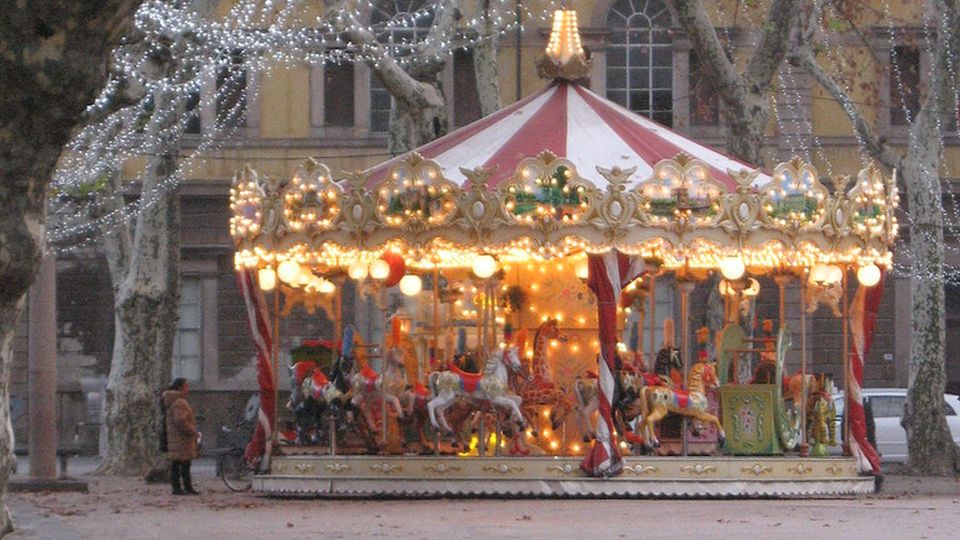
255,454,874,498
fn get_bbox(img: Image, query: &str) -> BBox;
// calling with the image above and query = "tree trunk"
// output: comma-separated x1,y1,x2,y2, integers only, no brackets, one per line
473,0,502,117
0,2,139,533
384,77,448,155
898,0,960,474
100,89,181,475
721,93,769,166
900,152,958,473
668,0,799,166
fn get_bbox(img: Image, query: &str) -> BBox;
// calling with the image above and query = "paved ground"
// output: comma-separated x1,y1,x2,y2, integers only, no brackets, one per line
7,458,960,540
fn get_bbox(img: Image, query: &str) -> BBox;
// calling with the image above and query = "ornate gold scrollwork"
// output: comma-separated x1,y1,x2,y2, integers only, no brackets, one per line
282,158,342,236
458,166,505,240
229,165,266,244
503,151,596,234
634,153,726,238
595,165,638,242
623,464,659,476
370,462,403,474
761,157,828,240
482,464,523,475
787,462,813,476
742,463,773,477
376,153,459,234
681,463,718,475
341,170,376,239
423,462,461,475
719,169,763,239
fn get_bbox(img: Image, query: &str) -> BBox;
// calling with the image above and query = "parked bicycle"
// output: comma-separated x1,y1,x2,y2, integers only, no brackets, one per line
214,395,259,492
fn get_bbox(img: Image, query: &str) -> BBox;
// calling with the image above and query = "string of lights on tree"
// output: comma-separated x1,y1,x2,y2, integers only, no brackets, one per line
48,0,960,287
48,0,561,252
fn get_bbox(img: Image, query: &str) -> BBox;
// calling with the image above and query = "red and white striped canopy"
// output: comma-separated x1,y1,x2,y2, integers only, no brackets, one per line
365,80,770,189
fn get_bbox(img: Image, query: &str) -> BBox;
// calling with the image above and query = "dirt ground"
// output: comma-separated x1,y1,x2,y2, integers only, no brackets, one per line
7,463,960,540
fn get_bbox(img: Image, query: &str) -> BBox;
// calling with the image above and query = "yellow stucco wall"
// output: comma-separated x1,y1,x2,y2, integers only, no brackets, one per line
170,0,935,184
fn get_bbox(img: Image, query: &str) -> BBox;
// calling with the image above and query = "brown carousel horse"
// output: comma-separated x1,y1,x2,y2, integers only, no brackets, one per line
509,320,575,432
637,361,726,448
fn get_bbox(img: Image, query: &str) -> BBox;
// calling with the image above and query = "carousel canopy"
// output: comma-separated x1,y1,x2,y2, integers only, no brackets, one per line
364,81,770,191
229,9,898,284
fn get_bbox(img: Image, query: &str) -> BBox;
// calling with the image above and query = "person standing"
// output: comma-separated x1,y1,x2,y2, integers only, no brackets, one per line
163,378,200,495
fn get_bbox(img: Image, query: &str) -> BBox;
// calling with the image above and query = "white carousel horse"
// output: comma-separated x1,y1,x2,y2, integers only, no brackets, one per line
427,346,527,434
350,346,407,433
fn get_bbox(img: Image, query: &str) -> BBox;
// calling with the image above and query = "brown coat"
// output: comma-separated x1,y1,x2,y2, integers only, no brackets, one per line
163,390,198,461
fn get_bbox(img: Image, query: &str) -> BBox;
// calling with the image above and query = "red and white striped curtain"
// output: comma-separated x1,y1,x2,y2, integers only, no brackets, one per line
848,273,884,474
580,250,644,477
238,269,276,468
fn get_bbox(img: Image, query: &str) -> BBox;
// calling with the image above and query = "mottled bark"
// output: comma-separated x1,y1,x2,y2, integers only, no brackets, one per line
669,0,800,165
0,2,139,534
899,0,960,474
794,0,960,473
98,86,182,476
335,0,457,153
473,0,503,117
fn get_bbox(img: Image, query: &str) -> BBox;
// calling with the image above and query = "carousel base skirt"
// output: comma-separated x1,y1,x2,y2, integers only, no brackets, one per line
256,455,874,498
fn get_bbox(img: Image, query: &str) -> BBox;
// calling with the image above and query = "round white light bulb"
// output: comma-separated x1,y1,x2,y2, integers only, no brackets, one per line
719,256,746,281
827,265,844,285
472,254,498,279
809,263,829,284
574,257,589,280
298,268,315,287
318,279,336,294
277,260,302,285
857,263,881,287
369,259,390,280
348,260,369,281
399,274,423,296
257,267,277,291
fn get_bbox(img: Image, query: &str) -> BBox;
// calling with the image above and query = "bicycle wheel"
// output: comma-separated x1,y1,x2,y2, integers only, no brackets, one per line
220,450,253,492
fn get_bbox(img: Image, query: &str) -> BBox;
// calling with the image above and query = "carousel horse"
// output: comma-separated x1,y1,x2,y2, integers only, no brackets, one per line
350,345,407,435
427,346,527,434
637,361,726,448
509,320,575,432
288,361,345,444
572,355,661,443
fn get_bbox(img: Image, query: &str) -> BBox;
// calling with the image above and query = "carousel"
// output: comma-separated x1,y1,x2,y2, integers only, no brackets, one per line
228,9,897,497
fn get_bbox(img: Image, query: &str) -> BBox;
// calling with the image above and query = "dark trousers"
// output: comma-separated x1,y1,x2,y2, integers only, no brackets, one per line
170,460,193,493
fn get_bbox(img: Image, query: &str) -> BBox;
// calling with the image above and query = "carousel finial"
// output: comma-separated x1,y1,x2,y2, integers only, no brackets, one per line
537,9,592,81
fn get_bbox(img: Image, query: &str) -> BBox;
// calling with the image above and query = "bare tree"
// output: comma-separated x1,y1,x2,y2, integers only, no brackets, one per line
790,0,960,473
334,0,503,153
0,2,141,533
668,0,801,165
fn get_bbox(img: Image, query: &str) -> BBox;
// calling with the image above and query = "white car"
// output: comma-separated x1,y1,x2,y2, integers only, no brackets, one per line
833,389,960,463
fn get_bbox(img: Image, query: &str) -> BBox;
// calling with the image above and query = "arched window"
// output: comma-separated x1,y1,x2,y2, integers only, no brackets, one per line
606,0,673,126
369,0,434,132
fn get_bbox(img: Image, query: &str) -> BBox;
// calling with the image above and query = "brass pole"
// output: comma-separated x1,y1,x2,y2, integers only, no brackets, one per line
679,279,694,457
842,267,851,455
648,274,656,367
433,265,440,380
272,288,281,446
800,273,809,456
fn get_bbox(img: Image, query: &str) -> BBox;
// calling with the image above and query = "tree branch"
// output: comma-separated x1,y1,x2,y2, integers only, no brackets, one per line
745,0,801,88
333,9,442,110
669,0,743,97
791,49,901,169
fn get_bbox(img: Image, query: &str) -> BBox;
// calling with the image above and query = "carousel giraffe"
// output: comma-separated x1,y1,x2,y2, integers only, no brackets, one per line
510,319,575,432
